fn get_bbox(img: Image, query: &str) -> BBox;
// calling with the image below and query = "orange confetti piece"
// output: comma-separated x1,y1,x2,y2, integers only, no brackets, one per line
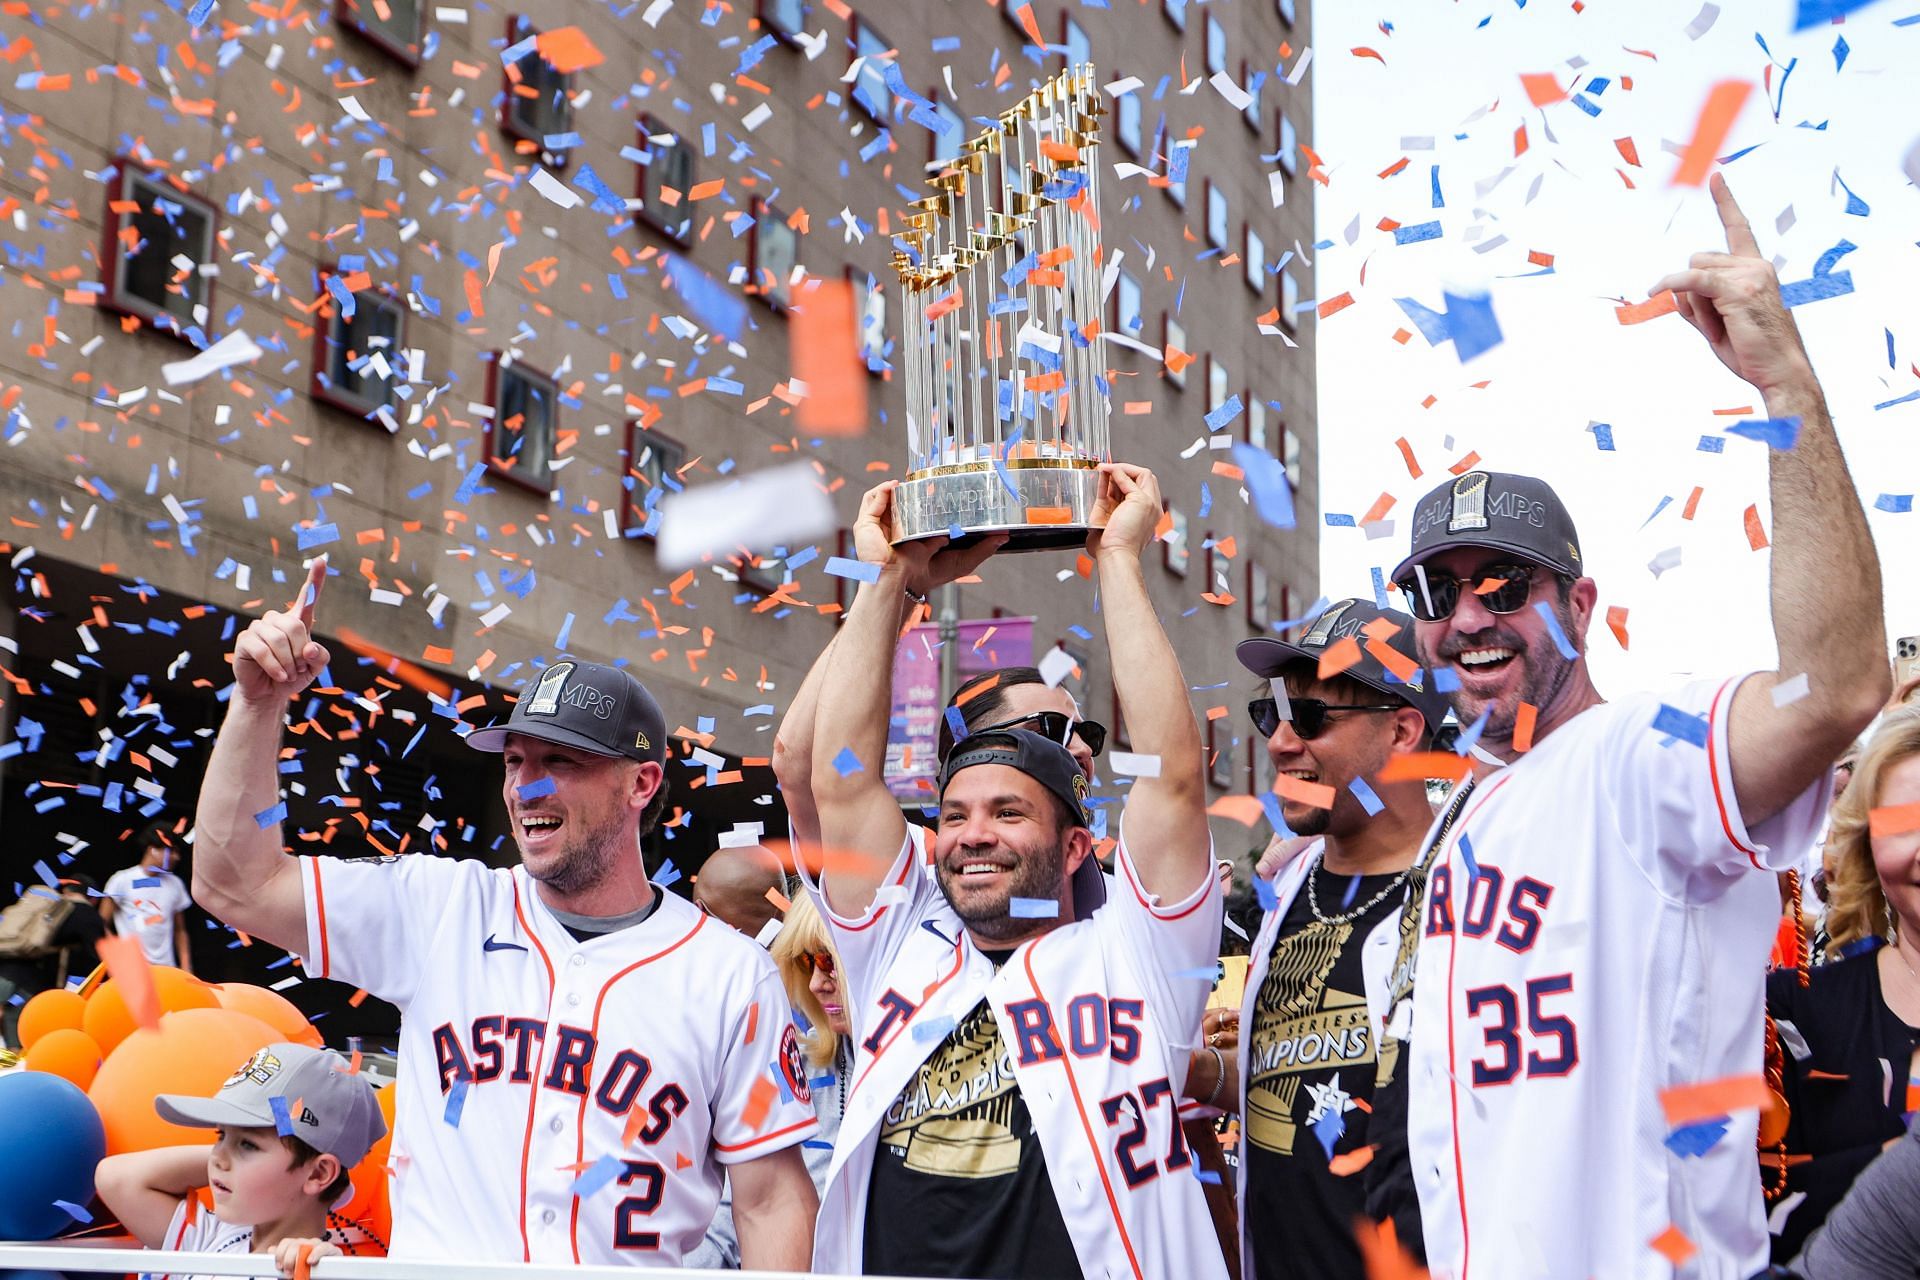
1513,123,1529,157
1365,637,1419,684
1681,486,1704,521
764,886,792,913
534,26,605,73
1393,437,1423,479
1512,702,1537,753
463,268,484,318
1870,802,1920,839
1355,1217,1425,1280
686,179,726,202
1272,773,1337,811
1025,506,1073,524
1359,492,1396,525
1206,795,1266,825
1447,452,1482,476
1164,346,1196,375
1614,136,1642,167
925,290,963,322
1351,46,1386,63
1743,504,1769,550
1671,80,1752,187
96,936,159,1031
1649,1226,1696,1266
1317,635,1363,679
1328,1146,1374,1177
1014,2,1045,45
1519,72,1566,107
1377,752,1472,784
744,1000,761,1046
954,673,999,706
1318,292,1356,319
1660,1074,1770,1126
1606,606,1630,651
1615,291,1677,325
739,1076,777,1131
792,279,866,436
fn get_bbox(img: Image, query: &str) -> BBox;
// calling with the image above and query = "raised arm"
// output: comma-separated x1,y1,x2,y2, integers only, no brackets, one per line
191,558,332,956
1652,174,1889,828
1088,464,1212,901
95,1143,211,1247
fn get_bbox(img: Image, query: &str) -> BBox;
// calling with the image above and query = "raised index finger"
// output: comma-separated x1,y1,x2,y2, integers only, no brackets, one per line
1710,173,1761,258
296,555,327,627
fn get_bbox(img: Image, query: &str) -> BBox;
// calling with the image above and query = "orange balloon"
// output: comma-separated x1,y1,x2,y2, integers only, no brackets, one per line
83,966,219,1056
23,1027,104,1090
87,1007,279,1155
211,984,323,1049
337,1082,397,1248
17,988,86,1051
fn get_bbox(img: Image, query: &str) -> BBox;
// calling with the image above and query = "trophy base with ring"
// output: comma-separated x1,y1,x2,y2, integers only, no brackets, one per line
891,457,1105,552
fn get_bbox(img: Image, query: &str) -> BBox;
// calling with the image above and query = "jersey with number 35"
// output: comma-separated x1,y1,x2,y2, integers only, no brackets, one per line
1407,675,1829,1280
300,854,816,1266
804,814,1227,1280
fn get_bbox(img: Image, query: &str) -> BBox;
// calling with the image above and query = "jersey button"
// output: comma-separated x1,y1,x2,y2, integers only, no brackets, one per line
542,1208,557,1225
571,953,586,967
550,1116,564,1134
568,992,582,1007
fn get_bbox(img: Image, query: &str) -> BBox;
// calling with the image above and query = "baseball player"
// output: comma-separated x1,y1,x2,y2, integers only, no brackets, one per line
792,464,1226,1279
1392,176,1889,1278
1229,598,1451,1280
189,558,821,1267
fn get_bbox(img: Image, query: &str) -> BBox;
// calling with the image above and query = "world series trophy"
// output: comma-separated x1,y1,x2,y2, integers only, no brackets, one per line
889,64,1111,552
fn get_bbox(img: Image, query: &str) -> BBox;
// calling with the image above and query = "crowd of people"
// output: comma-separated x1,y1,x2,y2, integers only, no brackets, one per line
4,174,1918,1280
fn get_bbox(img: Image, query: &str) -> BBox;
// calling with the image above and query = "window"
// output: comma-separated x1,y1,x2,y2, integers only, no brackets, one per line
1163,505,1190,576
929,98,966,169
311,267,406,421
619,423,686,538
1062,15,1091,68
1283,425,1303,490
1159,121,1188,208
1281,268,1300,332
851,18,892,121
1241,59,1262,132
634,115,696,244
1246,561,1273,631
1163,0,1186,32
850,267,889,375
101,163,217,340
500,16,574,166
1246,393,1269,452
1244,224,1266,293
487,356,560,493
1114,270,1144,339
758,0,809,45
1163,313,1188,390
1207,355,1230,417
1205,15,1226,76
1207,716,1234,789
728,549,785,597
336,0,423,66
749,198,801,311
1205,181,1228,250
1278,110,1298,178
1115,80,1142,157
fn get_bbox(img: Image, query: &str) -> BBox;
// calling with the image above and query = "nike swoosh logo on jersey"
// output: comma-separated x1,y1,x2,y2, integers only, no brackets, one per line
482,934,528,953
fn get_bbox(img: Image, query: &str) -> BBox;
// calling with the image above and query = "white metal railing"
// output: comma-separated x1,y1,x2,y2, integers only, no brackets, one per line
0,1243,820,1278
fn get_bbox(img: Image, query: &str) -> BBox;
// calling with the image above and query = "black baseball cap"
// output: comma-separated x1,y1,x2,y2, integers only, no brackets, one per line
1237,598,1450,732
466,659,667,763
939,727,1107,917
1391,470,1584,583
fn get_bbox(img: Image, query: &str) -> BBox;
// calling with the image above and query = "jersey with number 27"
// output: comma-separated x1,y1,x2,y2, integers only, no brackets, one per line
300,854,816,1266
1407,675,1829,1280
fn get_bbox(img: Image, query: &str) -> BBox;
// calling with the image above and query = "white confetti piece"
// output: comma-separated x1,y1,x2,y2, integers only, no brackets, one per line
1109,751,1162,779
1771,672,1811,707
1682,2,1720,39
529,167,581,208
1208,71,1252,112
339,95,371,122
1038,645,1077,688
656,462,837,571
162,329,263,386
742,102,773,131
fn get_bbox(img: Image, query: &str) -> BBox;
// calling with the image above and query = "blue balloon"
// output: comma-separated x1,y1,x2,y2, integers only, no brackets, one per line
0,1071,107,1240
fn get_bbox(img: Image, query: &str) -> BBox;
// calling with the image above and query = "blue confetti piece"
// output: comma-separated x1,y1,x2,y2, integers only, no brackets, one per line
1834,171,1870,216
1339,873,1361,910
1349,776,1385,817
1232,442,1296,529
1393,220,1442,245
571,1153,624,1199
824,556,881,583
1253,874,1278,913
1650,704,1710,748
1203,393,1243,432
296,523,340,551
1833,33,1850,70
444,1079,469,1127
132,875,162,889
943,705,969,749
1779,238,1857,308
187,0,215,22
1393,290,1502,362
1325,514,1357,528
912,1015,957,1043
1456,831,1481,881
1664,1116,1729,1157
1875,390,1920,412
1875,494,1913,513
1258,790,1290,838
1193,1165,1223,1184
1370,566,1390,611
1532,602,1580,661
1453,707,1491,757
269,1094,295,1137
1725,417,1801,450
254,801,288,829
1009,897,1060,918
832,747,865,777
1696,435,1726,454
516,777,557,800
1312,1104,1346,1158
1588,422,1614,451
1430,165,1444,208
656,858,682,888
54,1198,94,1223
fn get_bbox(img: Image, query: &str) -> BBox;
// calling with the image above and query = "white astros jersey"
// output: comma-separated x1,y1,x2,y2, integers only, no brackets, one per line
298,854,817,1265
1406,676,1830,1280
804,815,1227,1280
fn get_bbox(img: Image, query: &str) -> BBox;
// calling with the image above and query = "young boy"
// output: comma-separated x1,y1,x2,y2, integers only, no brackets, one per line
96,1042,387,1277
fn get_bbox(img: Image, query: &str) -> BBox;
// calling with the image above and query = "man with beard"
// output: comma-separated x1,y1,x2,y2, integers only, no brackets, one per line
1224,598,1451,1279
190,557,820,1267
793,463,1225,1279
1392,176,1890,1279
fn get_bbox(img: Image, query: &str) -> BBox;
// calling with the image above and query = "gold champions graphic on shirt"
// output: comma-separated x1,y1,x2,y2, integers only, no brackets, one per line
878,1001,1022,1179
1246,917,1373,1156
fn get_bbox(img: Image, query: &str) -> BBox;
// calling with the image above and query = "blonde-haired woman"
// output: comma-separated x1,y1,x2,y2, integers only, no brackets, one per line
1764,705,1920,1262
770,892,852,1187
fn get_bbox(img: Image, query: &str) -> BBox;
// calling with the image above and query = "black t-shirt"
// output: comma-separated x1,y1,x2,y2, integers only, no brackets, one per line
863,973,1083,1279
1245,865,1403,1280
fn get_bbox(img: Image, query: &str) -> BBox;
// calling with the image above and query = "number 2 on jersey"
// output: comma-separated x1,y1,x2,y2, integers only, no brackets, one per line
1464,974,1578,1085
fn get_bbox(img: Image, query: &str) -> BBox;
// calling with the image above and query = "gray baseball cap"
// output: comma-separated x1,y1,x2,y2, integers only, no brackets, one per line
1237,598,1451,732
155,1043,386,1168
1391,470,1584,582
466,659,668,763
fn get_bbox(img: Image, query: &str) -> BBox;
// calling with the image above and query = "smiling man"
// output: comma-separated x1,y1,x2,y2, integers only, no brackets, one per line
1391,176,1891,1279
190,560,820,1268
795,464,1225,1280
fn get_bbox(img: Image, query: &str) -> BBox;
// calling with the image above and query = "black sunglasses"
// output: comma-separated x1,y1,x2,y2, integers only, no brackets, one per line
1248,696,1400,741
973,710,1107,758
1394,562,1545,623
